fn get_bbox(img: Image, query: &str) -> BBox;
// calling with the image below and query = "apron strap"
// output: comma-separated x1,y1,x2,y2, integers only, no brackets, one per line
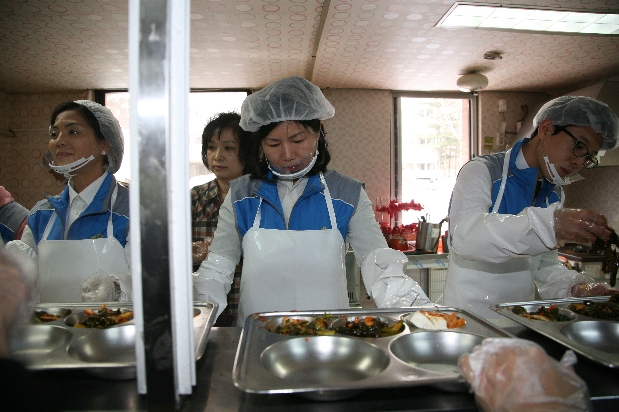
492,148,511,214
251,173,338,230
319,172,337,229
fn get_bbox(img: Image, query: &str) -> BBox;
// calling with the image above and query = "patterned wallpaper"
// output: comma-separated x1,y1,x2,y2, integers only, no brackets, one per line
564,167,619,231
323,88,392,206
1,91,88,210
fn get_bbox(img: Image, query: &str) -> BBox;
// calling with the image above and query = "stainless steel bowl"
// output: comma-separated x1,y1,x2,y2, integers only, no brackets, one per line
560,320,619,353
390,331,485,375
10,325,72,363
67,324,136,379
260,336,389,384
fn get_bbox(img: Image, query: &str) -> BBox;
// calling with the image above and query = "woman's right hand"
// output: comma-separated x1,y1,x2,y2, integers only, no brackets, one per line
192,238,212,264
553,208,611,246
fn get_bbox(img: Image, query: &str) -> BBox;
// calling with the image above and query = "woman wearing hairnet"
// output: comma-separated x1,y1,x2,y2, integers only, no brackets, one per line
444,96,619,320
6,100,130,303
194,76,431,323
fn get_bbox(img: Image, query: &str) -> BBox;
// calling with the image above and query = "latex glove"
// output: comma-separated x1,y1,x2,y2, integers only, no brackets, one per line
571,282,619,297
82,271,120,302
553,208,610,247
459,338,590,412
192,237,212,264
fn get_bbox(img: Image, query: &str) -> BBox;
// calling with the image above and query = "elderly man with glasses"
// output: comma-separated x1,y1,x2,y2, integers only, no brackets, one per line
444,96,619,320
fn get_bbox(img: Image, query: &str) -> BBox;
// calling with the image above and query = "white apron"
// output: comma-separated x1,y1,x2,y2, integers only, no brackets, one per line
38,187,129,303
237,173,349,322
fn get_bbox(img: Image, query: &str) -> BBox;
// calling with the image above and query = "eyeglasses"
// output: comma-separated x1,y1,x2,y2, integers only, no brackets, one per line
556,126,599,169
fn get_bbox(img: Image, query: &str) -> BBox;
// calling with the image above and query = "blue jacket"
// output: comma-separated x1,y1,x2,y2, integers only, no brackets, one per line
230,170,363,240
477,138,561,214
28,173,129,246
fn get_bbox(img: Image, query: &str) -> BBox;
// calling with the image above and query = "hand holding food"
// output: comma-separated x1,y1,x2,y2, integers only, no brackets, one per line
81,271,120,302
553,208,610,246
459,338,590,412
571,282,619,297
192,238,212,264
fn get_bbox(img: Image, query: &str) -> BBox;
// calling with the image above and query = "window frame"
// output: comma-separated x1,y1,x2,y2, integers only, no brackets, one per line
392,91,478,201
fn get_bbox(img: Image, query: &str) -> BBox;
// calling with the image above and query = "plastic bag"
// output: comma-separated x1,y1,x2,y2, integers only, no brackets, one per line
458,338,590,412
81,270,120,302
571,281,619,297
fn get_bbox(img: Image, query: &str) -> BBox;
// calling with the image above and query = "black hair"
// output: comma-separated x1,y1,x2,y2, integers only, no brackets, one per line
50,102,105,143
530,123,572,139
246,119,331,180
201,112,251,173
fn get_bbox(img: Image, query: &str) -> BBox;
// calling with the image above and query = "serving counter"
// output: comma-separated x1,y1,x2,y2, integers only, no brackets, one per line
29,322,619,411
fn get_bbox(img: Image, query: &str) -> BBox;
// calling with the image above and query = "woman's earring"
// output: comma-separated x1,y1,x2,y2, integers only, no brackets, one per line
102,151,106,155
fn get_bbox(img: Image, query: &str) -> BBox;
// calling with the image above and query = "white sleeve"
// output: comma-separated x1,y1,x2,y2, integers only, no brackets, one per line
5,225,39,269
348,189,432,307
361,248,432,307
193,252,237,319
449,160,559,264
347,188,389,262
534,250,594,299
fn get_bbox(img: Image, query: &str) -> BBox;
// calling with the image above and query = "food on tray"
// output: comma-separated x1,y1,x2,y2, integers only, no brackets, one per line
334,316,403,337
511,304,572,322
569,299,619,321
409,310,466,330
35,310,62,322
74,303,134,329
271,315,335,336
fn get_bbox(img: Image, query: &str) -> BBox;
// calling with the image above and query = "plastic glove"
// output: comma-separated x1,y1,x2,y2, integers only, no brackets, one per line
571,282,619,297
459,338,590,412
81,271,120,302
553,208,610,247
192,237,212,264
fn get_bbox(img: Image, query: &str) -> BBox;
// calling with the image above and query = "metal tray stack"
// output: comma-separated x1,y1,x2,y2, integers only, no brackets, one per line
233,307,514,400
9,302,216,379
491,296,619,368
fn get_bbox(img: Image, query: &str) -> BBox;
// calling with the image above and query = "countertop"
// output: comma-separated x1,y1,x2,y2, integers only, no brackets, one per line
30,322,619,412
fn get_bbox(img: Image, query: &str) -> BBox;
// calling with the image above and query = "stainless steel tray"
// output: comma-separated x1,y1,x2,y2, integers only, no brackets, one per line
491,296,619,368
10,302,217,379
232,307,513,399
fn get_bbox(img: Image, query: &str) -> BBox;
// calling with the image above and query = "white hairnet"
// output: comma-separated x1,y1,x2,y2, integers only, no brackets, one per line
533,96,619,151
240,76,335,132
75,100,124,174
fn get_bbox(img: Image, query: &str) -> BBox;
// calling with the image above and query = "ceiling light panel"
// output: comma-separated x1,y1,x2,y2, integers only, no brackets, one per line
438,2,619,35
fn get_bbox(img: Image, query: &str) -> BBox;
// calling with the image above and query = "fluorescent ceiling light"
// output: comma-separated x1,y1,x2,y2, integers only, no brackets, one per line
437,2,619,35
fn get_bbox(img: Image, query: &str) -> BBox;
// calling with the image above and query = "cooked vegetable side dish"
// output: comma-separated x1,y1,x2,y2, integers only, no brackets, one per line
334,316,404,337
511,304,572,322
569,297,619,321
266,314,403,337
35,310,62,323
74,304,134,329
271,315,335,336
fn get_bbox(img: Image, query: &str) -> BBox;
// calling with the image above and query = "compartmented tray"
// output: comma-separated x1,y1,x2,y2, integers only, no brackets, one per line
491,296,619,368
10,302,217,379
232,307,514,399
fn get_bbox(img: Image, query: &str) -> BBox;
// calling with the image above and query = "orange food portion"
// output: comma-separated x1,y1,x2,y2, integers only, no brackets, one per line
420,310,466,329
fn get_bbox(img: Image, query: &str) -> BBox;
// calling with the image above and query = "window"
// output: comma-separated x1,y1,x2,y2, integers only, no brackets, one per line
102,91,249,187
396,94,475,226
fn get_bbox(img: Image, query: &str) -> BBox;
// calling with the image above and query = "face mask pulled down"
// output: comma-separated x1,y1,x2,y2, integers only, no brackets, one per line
543,156,583,186
44,149,97,178
268,150,319,180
